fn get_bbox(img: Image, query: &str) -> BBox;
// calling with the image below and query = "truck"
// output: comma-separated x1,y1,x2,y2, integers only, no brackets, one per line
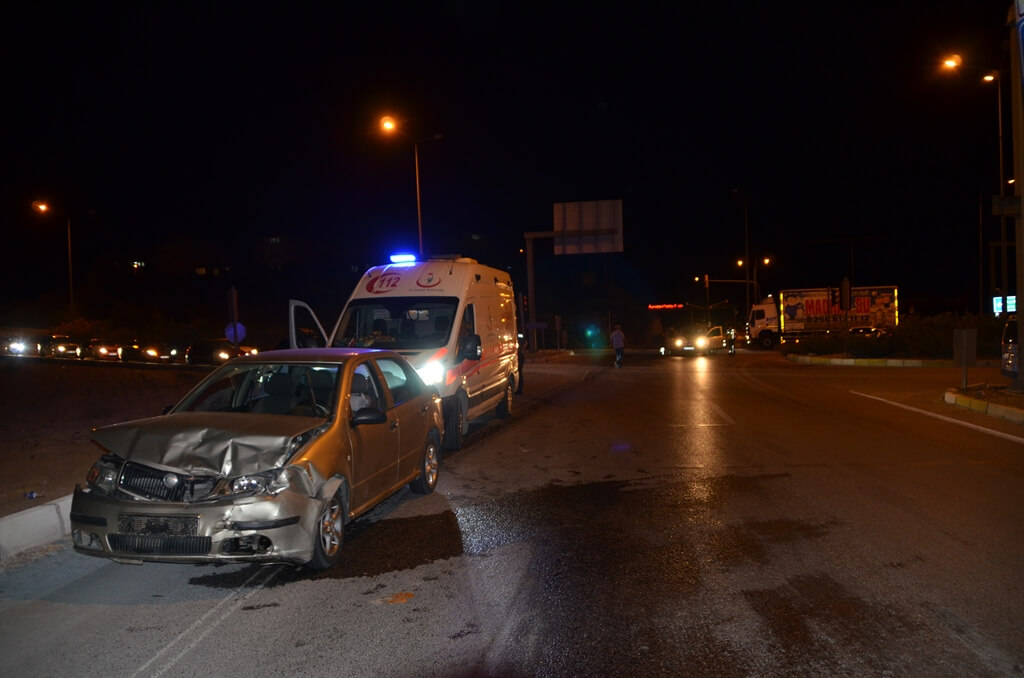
289,255,520,451
745,286,898,349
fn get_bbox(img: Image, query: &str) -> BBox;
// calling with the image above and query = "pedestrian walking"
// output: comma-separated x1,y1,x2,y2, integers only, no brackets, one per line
611,323,625,368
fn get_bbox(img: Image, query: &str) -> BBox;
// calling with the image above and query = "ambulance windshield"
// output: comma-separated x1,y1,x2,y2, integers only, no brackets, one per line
334,297,460,350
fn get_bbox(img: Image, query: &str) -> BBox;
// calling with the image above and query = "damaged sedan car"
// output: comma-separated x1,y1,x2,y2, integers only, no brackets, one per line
70,348,444,570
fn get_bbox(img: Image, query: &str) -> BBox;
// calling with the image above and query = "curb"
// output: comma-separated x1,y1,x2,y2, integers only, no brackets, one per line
0,494,72,561
943,388,1024,425
786,356,954,366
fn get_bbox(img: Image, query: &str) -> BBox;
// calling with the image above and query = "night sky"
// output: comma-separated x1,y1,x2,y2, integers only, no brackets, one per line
2,2,1018,335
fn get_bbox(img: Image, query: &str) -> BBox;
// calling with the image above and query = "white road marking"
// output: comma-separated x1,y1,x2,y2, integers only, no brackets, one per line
133,564,283,677
850,391,1024,445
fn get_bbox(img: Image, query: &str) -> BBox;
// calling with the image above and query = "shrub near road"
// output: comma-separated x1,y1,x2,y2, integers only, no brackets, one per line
0,358,203,518
779,313,1003,360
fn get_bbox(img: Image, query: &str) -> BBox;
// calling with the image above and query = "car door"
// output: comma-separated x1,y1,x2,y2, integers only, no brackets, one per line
288,299,353,350
346,360,400,514
372,356,431,481
706,326,724,352
288,299,330,348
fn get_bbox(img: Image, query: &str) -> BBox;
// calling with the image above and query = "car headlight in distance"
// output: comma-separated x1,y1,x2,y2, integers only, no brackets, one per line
417,360,445,385
696,337,708,349
145,348,158,358
217,350,231,361
673,338,683,348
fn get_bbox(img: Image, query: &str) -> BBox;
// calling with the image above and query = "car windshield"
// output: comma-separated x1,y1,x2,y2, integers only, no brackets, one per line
333,296,460,350
173,362,341,417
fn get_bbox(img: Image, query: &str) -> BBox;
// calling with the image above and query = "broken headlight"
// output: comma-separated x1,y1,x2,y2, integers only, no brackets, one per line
228,468,290,496
85,454,122,496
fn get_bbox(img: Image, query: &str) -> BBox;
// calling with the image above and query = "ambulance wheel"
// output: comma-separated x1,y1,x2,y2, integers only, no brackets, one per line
443,394,466,451
496,380,513,419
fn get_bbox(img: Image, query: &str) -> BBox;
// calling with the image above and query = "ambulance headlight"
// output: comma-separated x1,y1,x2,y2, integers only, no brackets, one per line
417,360,445,386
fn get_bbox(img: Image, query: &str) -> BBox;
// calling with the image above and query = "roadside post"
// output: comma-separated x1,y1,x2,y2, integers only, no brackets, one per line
953,328,978,391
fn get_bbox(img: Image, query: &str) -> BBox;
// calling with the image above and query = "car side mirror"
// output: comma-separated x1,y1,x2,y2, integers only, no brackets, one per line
351,408,387,426
461,334,482,360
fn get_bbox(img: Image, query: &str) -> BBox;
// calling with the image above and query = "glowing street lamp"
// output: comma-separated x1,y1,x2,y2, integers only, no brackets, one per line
379,115,443,258
32,201,74,307
942,54,1011,312
737,256,771,302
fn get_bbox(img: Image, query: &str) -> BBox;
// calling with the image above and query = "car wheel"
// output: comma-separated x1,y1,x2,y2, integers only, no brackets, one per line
495,380,513,419
307,487,345,571
409,434,440,494
442,394,466,451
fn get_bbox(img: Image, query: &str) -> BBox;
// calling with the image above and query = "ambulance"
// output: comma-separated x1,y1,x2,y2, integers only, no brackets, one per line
290,255,520,451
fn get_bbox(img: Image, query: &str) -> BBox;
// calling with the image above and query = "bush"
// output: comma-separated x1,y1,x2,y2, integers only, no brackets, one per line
779,313,1003,360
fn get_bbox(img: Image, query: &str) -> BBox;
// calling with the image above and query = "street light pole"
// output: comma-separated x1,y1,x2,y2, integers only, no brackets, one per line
413,141,423,258
742,196,750,318
32,201,74,308
990,72,1007,314
66,216,73,308
380,115,441,259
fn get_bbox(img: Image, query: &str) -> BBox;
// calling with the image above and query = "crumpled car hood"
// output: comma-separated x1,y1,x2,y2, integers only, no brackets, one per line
91,411,321,477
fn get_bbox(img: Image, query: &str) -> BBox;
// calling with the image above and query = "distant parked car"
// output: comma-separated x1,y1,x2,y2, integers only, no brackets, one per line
848,325,891,338
69,348,444,570
1002,314,1017,379
83,338,121,361
44,334,81,359
185,338,258,365
3,331,47,356
120,339,181,364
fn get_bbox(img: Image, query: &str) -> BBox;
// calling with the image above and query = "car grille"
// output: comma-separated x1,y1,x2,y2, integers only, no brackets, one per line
109,534,212,556
110,514,210,556
119,462,218,502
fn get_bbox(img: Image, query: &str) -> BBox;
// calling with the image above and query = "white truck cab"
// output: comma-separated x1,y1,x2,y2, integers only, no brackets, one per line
290,255,519,450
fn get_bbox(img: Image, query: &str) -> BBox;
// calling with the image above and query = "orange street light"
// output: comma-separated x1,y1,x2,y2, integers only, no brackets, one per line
737,256,772,302
379,115,442,258
32,201,74,307
941,55,1011,313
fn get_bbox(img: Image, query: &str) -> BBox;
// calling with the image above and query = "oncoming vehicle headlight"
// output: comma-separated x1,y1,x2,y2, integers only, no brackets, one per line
229,469,290,496
673,338,684,348
417,360,445,386
216,350,231,361
696,337,708,349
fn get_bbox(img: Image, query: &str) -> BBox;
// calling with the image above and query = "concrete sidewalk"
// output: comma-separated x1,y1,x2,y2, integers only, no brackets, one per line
0,494,73,561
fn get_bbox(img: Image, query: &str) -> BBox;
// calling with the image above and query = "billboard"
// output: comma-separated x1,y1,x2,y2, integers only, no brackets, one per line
553,200,624,254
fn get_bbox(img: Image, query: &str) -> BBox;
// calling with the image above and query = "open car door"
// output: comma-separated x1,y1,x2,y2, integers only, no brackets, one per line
288,299,331,349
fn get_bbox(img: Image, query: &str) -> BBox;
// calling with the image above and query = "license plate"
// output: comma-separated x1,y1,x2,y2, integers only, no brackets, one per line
118,515,199,536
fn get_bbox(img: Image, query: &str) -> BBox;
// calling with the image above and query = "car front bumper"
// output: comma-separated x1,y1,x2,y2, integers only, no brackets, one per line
69,484,323,565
